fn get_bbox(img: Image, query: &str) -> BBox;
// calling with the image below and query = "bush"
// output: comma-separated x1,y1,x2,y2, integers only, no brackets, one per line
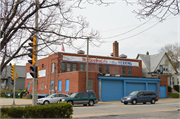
168,92,179,98
168,86,172,92
1,103,73,118
173,85,180,92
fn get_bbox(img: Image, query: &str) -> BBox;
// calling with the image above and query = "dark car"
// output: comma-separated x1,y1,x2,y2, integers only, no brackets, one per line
121,90,158,105
57,92,98,106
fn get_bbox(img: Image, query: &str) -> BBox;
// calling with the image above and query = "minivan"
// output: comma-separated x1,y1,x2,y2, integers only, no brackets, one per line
121,90,158,105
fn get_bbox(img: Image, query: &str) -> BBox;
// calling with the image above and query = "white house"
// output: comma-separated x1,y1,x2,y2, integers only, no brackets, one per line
136,52,179,88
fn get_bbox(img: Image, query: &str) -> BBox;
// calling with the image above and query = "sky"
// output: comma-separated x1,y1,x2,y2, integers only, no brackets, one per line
15,0,179,65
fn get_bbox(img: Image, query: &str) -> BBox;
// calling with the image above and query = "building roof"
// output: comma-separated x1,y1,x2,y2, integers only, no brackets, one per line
136,52,178,74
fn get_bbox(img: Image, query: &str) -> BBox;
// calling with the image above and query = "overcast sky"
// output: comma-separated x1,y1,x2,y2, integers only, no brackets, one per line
15,0,179,65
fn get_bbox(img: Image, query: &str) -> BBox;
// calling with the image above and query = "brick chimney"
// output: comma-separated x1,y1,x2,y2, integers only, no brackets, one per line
113,41,119,57
146,51,149,55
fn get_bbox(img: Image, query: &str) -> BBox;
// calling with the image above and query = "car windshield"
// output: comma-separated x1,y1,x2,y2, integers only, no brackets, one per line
129,91,139,96
70,93,78,97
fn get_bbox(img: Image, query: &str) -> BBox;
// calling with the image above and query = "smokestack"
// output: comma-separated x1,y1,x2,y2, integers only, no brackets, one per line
146,51,149,55
113,41,119,57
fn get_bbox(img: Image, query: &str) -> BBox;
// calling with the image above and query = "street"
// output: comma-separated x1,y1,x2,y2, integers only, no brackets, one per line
0,98,180,118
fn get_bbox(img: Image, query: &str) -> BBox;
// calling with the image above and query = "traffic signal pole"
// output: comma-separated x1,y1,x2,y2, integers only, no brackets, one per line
12,64,16,105
32,0,39,106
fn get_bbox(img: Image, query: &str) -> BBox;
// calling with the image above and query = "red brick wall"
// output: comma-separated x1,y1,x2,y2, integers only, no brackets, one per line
159,76,168,97
25,52,142,96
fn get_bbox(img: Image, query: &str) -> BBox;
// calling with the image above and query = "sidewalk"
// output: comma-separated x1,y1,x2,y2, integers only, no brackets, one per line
0,98,179,106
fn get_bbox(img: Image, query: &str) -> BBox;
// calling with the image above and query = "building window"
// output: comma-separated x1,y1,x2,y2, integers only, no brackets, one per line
58,80,62,91
73,63,77,71
122,67,126,76
41,82,44,90
61,62,65,71
87,79,94,90
51,63,55,73
178,78,179,85
128,67,132,76
159,65,163,74
65,79,69,91
80,63,85,71
105,65,109,74
67,63,71,72
42,64,44,68
172,77,174,85
99,65,103,74
51,81,54,92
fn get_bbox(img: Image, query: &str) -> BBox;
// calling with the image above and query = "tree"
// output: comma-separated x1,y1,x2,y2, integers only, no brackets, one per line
125,0,180,20
159,43,180,68
0,0,111,72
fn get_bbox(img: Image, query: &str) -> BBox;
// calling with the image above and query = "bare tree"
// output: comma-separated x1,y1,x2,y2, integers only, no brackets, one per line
159,43,180,68
125,0,180,20
0,0,112,72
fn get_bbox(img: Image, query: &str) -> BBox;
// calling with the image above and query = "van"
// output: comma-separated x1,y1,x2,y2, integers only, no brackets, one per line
121,90,158,105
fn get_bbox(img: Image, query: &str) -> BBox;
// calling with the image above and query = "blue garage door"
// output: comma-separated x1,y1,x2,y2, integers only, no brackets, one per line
101,80,123,101
160,86,167,98
148,83,157,94
126,83,146,95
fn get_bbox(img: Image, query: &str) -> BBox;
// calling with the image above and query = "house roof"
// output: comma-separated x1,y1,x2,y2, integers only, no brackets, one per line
136,52,178,74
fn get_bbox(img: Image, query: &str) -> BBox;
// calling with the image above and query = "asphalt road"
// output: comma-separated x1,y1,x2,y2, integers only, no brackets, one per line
0,98,180,119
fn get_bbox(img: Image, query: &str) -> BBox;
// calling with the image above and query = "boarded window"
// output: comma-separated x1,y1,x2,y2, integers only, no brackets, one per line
58,80,62,91
65,79,69,91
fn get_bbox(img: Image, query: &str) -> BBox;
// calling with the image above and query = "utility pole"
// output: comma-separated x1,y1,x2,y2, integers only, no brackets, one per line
32,0,39,106
86,38,89,91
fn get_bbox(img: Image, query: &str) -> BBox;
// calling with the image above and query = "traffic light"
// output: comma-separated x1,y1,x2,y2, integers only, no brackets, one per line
10,64,15,80
15,72,18,79
28,36,36,65
30,66,39,78
11,79,14,85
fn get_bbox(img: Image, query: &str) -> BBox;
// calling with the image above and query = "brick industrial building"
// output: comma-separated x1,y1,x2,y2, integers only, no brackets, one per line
25,41,168,101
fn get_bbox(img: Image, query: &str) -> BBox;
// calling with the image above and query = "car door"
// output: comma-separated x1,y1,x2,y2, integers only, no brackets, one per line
82,92,89,104
136,92,145,103
49,94,59,103
74,93,83,104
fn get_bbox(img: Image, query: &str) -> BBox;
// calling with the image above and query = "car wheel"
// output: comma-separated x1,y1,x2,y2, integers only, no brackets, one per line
43,101,49,105
143,102,146,104
132,99,137,105
151,99,155,104
124,103,128,105
83,104,87,106
67,101,73,105
89,100,94,106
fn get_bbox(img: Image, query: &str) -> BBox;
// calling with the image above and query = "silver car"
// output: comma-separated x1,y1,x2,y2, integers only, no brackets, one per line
37,93,69,105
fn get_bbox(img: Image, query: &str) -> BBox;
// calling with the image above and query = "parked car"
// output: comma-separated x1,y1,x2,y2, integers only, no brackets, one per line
121,90,158,105
37,93,69,105
57,92,98,106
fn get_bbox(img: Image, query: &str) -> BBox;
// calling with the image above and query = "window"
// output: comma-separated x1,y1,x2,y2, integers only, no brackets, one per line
51,63,55,73
99,65,103,74
128,67,132,76
122,67,126,76
41,82,44,90
42,64,44,68
105,65,109,74
80,63,85,71
58,80,62,91
60,94,68,97
73,63,77,71
61,62,65,71
67,63,71,72
87,79,94,90
51,81,54,91
65,79,69,91
76,93,83,98
172,77,174,85
159,65,163,74
178,78,179,85
83,92,89,97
